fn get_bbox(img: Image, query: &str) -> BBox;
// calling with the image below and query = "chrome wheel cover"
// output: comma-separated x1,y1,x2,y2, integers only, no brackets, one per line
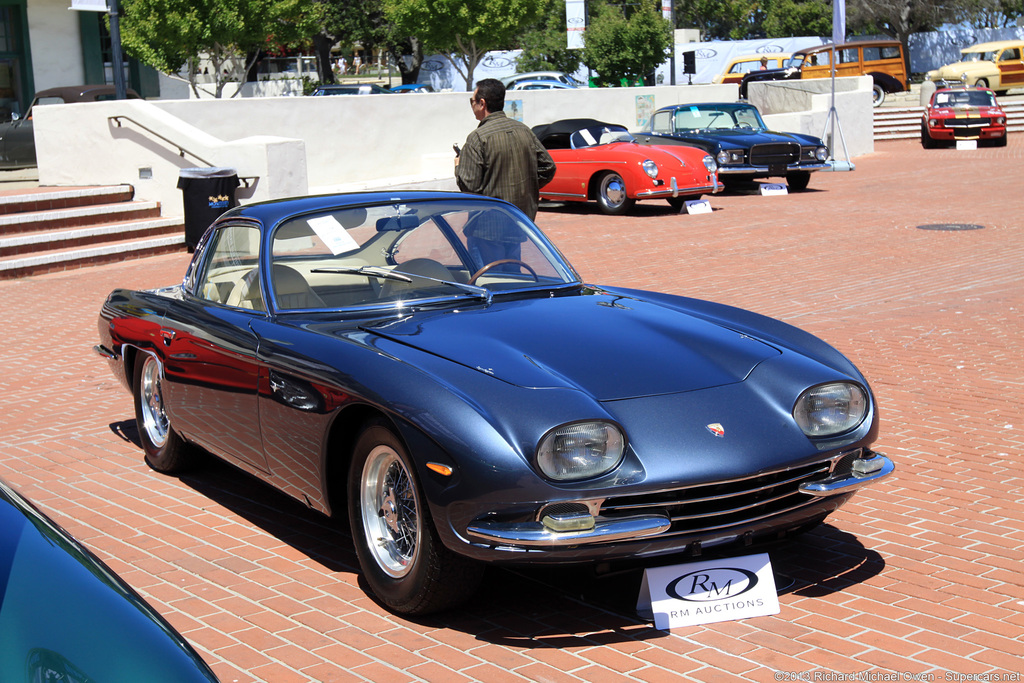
359,445,420,578
600,173,628,208
139,356,169,447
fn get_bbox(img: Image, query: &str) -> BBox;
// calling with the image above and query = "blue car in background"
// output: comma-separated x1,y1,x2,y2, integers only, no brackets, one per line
0,478,219,682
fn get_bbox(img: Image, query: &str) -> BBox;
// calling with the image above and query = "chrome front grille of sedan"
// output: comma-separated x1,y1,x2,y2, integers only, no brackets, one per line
599,461,831,537
748,142,801,166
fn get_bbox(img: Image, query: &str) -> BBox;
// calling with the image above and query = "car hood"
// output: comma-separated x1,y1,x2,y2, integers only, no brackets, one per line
932,60,989,76
362,291,780,401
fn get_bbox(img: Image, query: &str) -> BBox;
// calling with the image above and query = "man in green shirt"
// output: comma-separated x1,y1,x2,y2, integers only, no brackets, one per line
455,78,556,268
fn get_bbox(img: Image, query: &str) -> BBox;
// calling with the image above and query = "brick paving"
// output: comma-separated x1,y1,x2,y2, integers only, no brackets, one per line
1,137,1022,682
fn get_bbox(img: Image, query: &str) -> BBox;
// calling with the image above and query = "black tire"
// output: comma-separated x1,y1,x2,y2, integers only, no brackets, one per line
921,123,937,149
786,171,811,192
667,197,688,212
994,133,1008,147
133,353,194,473
348,420,483,615
595,172,635,215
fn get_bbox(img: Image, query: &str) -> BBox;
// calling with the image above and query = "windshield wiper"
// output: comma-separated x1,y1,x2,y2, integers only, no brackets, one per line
313,265,412,282
312,266,492,303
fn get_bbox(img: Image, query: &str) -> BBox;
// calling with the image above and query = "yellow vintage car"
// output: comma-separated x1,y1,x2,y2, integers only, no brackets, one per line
925,39,1024,94
713,53,791,85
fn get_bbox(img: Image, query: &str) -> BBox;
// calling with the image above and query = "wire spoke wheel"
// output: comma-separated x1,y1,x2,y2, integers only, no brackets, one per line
359,445,421,578
138,356,169,448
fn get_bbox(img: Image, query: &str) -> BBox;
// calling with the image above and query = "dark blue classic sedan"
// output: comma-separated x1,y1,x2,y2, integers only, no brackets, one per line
633,102,830,191
96,191,893,615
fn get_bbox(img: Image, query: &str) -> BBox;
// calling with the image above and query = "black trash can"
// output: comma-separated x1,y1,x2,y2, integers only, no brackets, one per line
177,167,240,250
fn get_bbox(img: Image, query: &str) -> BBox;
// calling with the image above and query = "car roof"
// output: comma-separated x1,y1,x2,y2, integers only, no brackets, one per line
32,85,140,102
531,118,621,143
961,40,1023,51
656,101,757,112
217,190,488,229
509,80,573,89
794,39,901,55
725,53,791,64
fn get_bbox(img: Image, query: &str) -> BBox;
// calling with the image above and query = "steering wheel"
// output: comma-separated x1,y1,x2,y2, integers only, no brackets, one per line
735,122,753,130
468,259,538,285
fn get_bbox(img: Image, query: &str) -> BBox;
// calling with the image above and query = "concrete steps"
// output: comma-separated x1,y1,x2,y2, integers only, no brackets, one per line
874,101,1024,140
0,185,186,278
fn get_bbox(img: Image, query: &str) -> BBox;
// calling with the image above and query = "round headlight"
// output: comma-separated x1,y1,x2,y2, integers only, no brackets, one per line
960,72,968,83
716,150,729,165
703,155,717,173
642,159,659,178
815,146,828,161
536,421,625,481
793,382,868,437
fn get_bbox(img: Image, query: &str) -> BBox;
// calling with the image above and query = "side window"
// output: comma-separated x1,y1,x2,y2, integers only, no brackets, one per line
880,45,901,60
839,48,859,64
196,224,263,310
652,111,672,133
862,47,881,62
806,50,829,67
1001,48,1020,61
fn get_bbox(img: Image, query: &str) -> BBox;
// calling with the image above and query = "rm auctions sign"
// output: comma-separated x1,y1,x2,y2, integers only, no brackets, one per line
637,553,780,630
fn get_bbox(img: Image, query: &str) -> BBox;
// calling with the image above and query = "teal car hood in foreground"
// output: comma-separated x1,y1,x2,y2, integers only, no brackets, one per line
0,479,218,683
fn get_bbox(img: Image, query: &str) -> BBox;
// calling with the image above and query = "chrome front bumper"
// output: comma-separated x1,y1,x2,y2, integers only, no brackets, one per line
465,452,894,550
799,452,895,495
718,162,830,175
467,513,671,548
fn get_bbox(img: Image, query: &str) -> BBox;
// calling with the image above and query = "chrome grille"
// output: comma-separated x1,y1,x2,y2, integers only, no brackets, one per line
749,142,800,167
600,461,831,538
948,117,992,136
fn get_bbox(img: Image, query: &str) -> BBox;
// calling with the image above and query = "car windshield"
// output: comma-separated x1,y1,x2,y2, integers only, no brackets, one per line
569,125,634,148
670,104,766,133
267,199,578,311
963,50,998,62
933,90,998,107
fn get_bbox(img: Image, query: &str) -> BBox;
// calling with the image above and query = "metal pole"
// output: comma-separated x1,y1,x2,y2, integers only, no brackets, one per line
108,0,128,99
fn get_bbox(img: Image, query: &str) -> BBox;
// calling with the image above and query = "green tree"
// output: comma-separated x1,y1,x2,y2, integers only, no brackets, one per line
382,0,544,90
675,0,761,40
316,0,425,86
515,0,585,75
120,0,322,98
761,0,831,38
582,0,672,86
847,0,946,73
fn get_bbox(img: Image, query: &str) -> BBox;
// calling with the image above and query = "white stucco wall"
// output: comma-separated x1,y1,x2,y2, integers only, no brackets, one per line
27,0,87,91
33,81,872,217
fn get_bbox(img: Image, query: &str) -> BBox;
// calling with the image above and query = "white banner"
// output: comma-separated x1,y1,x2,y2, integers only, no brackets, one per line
566,0,586,50
69,0,109,11
832,0,846,46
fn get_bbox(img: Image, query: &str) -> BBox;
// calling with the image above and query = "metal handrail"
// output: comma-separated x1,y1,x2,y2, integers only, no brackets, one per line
108,114,255,187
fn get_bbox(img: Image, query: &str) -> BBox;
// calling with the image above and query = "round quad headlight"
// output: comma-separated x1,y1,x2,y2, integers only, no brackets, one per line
793,382,868,437
716,150,730,165
815,146,828,161
642,159,659,178
536,421,625,481
702,155,717,173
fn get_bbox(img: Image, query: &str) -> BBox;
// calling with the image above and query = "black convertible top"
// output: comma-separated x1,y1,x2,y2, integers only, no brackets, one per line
531,118,624,150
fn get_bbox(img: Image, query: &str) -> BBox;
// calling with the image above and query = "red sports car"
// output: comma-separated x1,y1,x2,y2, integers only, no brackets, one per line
921,86,1008,148
532,119,720,214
